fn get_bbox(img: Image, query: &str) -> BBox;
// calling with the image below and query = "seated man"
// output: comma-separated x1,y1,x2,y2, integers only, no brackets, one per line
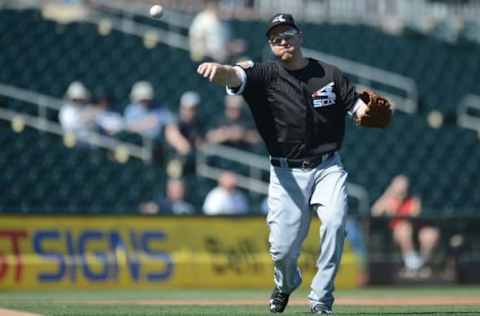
124,81,191,158
140,178,195,215
206,95,259,150
203,171,249,215
58,81,97,145
177,91,206,174
93,92,124,135
372,175,440,274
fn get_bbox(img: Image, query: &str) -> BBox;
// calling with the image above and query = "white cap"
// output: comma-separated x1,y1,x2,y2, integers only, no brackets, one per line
130,81,154,102
180,91,200,108
66,81,90,100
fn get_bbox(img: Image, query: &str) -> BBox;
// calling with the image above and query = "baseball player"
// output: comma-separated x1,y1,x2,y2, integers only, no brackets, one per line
197,13,392,314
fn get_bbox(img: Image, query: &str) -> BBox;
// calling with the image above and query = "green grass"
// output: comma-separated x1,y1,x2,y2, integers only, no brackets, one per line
0,287,479,315
1,303,479,316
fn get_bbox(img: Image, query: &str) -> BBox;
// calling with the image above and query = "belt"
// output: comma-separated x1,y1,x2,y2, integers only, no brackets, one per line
270,152,334,169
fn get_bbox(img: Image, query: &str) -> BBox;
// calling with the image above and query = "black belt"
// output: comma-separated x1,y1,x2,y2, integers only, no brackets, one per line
270,152,334,169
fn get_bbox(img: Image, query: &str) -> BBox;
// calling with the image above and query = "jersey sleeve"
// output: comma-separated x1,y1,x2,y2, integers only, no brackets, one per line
226,62,276,96
334,68,358,112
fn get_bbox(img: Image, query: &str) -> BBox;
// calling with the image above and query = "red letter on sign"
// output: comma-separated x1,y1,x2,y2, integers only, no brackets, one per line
0,230,28,282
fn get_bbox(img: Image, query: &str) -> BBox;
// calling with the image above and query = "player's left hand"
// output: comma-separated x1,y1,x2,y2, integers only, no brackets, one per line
354,90,392,128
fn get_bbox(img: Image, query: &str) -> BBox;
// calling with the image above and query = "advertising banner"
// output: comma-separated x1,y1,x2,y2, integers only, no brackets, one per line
0,216,359,289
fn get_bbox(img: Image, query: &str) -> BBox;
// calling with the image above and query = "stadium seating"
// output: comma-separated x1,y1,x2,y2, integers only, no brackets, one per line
342,112,480,216
0,9,479,216
0,120,167,214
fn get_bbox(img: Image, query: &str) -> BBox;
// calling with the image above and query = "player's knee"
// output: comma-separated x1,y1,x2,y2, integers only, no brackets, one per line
270,244,291,262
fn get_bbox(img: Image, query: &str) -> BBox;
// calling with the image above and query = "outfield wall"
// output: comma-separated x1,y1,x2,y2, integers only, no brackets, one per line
0,216,360,289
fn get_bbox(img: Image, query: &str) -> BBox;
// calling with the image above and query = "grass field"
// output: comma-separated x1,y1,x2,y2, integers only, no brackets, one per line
1,286,480,315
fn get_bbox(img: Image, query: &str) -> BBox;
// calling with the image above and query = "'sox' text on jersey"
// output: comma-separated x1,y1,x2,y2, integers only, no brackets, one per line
312,82,336,108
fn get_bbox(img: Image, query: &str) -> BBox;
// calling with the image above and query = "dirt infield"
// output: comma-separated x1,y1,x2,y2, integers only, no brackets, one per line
76,296,480,306
0,308,42,316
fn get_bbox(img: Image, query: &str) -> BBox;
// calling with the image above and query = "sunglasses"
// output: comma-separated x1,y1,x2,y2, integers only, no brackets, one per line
269,29,299,46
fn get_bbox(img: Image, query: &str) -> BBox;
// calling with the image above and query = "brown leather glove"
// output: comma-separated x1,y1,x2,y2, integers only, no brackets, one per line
355,90,393,128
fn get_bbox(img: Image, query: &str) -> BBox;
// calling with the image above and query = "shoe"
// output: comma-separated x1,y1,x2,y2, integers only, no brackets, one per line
269,288,290,313
311,304,333,314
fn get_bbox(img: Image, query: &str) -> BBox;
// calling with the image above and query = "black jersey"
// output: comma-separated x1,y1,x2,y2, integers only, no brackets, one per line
234,58,357,159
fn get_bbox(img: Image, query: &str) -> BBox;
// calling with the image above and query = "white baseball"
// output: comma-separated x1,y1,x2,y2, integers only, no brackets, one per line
149,5,163,18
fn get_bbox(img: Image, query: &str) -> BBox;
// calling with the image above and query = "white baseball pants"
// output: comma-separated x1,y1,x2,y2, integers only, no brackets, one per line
267,152,348,310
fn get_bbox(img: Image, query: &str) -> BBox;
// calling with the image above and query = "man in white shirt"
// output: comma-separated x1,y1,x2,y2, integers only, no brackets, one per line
189,0,230,63
203,171,249,215
59,81,97,144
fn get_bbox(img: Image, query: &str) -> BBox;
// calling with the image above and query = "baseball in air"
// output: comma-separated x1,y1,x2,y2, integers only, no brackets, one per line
149,5,163,18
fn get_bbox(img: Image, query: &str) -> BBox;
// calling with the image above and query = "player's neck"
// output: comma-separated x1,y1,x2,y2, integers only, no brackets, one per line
281,53,308,71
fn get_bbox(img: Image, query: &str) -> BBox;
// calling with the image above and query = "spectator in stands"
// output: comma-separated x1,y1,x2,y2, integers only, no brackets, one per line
178,91,205,148
124,81,191,158
176,91,205,174
206,95,259,150
203,171,249,215
94,93,124,135
188,0,245,63
140,178,195,215
372,175,440,275
59,81,97,145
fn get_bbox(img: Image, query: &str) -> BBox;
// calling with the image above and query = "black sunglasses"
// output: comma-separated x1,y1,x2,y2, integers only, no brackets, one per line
269,29,299,45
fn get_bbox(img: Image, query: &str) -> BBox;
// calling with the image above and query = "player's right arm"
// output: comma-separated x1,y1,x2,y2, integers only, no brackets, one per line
197,63,244,89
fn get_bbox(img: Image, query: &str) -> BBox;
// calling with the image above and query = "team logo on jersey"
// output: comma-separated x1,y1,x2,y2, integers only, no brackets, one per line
312,82,336,108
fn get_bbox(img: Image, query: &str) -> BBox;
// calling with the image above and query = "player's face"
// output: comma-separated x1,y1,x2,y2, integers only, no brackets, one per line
268,26,302,62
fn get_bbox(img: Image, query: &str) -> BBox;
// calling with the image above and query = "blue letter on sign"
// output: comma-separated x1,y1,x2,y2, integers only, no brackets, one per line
33,230,66,282
78,230,109,281
142,231,174,281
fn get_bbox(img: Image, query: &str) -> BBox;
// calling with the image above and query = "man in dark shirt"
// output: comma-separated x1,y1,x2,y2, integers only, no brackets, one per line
197,13,389,315
206,95,259,150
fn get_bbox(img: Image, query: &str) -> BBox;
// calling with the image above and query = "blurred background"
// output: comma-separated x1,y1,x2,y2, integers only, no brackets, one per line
0,0,479,290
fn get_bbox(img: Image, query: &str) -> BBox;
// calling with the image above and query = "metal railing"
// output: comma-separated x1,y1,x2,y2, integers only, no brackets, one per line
241,0,480,24
0,84,152,161
0,107,150,161
458,94,480,138
197,143,370,213
84,8,190,50
6,0,480,24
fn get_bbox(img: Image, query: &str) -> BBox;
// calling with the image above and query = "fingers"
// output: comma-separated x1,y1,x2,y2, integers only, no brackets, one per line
197,63,218,82
197,63,210,78
209,66,217,82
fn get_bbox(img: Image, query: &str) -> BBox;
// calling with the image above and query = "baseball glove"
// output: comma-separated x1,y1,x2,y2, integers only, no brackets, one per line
355,90,392,128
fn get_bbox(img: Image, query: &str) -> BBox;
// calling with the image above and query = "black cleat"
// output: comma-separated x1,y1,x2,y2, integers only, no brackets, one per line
311,304,333,314
269,288,290,313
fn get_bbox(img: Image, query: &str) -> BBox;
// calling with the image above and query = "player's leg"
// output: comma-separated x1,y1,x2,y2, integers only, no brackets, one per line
308,155,348,312
267,166,313,294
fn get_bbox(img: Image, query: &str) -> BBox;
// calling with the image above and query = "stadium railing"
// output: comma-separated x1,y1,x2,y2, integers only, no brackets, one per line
458,94,480,138
0,84,152,162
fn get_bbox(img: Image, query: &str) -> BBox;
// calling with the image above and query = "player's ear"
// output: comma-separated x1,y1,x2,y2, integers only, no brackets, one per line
298,31,304,45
